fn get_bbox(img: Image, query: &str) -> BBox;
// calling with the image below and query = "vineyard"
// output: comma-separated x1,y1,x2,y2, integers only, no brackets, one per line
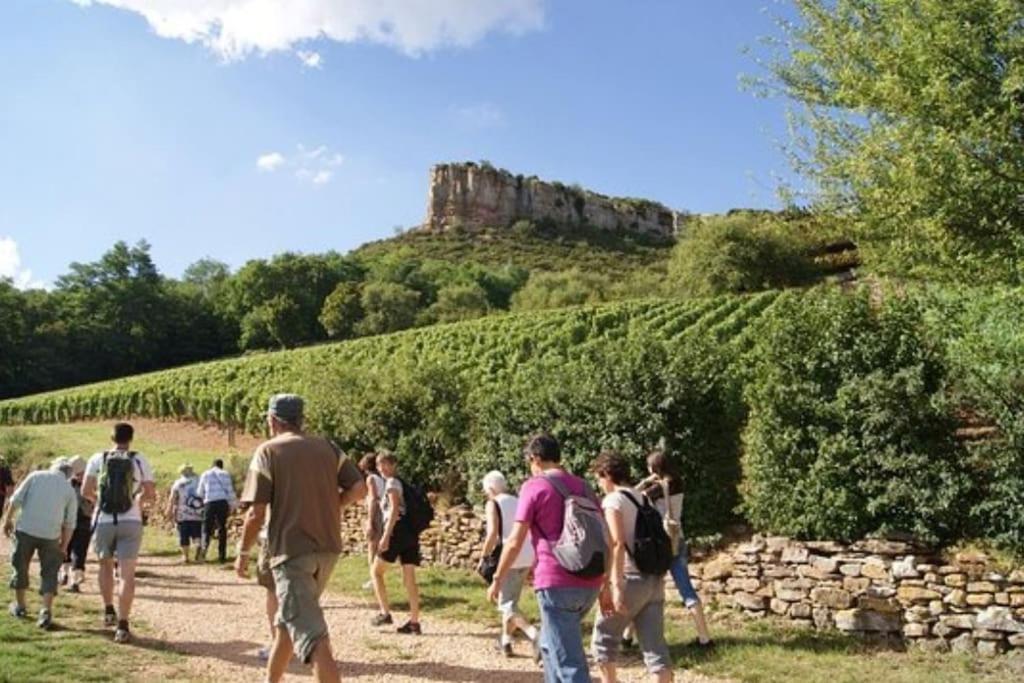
0,290,787,435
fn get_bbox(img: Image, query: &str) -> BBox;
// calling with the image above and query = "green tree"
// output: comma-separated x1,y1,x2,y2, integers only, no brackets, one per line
424,283,491,323
511,270,612,311
319,282,364,339
765,0,1024,282
668,213,815,296
355,282,421,336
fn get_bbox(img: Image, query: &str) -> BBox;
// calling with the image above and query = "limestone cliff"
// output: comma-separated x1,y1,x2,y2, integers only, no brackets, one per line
423,162,686,240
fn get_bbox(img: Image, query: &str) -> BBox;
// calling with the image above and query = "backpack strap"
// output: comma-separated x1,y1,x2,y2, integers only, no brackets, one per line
620,489,645,510
540,471,572,499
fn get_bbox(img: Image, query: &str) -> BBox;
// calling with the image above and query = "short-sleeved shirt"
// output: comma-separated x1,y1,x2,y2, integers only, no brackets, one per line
9,469,77,540
382,477,405,518
85,450,155,525
170,475,205,522
602,487,644,576
515,470,605,591
489,493,534,570
241,432,363,567
367,473,386,501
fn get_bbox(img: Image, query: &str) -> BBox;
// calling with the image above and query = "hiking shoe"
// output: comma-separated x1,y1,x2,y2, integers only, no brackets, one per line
691,638,716,649
621,635,635,650
37,609,53,630
9,603,27,619
68,583,81,594
113,620,131,644
500,639,513,658
257,647,270,662
396,621,421,635
58,570,69,587
103,605,117,627
361,580,374,591
370,613,393,626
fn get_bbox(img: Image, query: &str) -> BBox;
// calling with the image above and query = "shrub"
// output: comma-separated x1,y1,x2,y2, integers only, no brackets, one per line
741,288,973,543
669,213,817,296
319,282,363,339
355,282,421,336
511,270,612,311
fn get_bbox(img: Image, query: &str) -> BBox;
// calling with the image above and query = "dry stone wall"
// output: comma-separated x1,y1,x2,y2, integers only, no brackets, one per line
339,504,1023,657
690,535,1024,657
423,162,687,239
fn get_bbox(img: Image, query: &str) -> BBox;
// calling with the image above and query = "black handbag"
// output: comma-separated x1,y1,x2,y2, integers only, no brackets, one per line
477,501,503,583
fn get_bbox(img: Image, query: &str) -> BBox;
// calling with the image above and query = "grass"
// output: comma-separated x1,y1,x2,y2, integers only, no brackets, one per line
0,590,183,683
328,556,1023,683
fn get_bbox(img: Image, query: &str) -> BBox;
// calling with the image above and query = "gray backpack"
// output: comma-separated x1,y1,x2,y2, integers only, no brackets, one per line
541,472,607,578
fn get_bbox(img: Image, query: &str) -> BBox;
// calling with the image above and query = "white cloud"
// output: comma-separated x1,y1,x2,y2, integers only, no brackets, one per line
258,145,342,186
67,1,545,61
451,102,506,129
256,152,285,171
0,237,46,290
296,49,322,69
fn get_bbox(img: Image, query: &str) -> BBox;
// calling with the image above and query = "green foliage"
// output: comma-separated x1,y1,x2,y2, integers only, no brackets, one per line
355,282,421,336
511,270,613,310
741,288,973,543
764,0,1024,283
668,213,818,296
319,282,364,339
424,282,491,324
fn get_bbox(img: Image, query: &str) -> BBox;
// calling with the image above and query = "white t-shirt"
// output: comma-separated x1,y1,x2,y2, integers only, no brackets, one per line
382,477,405,518
85,450,155,525
367,473,386,502
170,475,204,522
488,493,534,570
602,487,644,575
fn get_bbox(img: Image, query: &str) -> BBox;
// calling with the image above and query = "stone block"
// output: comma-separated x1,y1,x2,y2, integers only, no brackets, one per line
805,541,846,554
997,592,1011,606
839,564,862,578
765,536,790,553
866,585,897,599
726,578,760,593
854,539,912,556
737,538,767,554
916,563,937,573
941,615,976,630
834,608,901,633
811,587,853,609
843,577,871,593
789,602,812,619
1009,633,1024,648
933,622,957,638
955,550,988,564
897,586,941,604
703,557,734,580
1008,570,1024,585
973,629,1006,642
812,606,832,630
905,606,931,623
857,596,900,614
774,579,810,602
943,589,967,607
968,581,999,593
977,640,1006,657
1011,594,1024,608
861,561,889,580
733,592,767,611
976,606,1024,633
770,598,790,615
916,638,950,653
937,565,959,575
891,556,920,579
763,566,795,579
929,600,946,617
811,556,840,573
966,593,995,607
950,632,975,654
903,623,929,638
943,573,967,588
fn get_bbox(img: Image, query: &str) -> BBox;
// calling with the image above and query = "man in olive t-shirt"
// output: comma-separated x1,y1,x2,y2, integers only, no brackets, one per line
235,394,366,683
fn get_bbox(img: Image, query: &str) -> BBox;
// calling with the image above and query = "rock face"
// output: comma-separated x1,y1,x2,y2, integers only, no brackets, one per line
424,162,687,239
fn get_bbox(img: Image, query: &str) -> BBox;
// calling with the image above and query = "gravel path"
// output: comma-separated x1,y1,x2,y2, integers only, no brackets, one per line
1,531,727,682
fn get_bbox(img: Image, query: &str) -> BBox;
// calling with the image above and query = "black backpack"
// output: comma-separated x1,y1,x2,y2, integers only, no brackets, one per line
621,490,673,576
99,451,138,524
397,477,434,535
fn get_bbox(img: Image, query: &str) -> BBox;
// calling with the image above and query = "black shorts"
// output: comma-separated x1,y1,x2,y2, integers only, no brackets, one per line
177,520,203,546
380,524,421,566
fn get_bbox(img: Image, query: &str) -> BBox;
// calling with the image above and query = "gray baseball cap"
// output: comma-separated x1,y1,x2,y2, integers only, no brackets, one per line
268,393,304,423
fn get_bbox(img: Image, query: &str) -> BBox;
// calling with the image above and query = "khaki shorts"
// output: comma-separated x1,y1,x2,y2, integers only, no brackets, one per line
93,521,144,561
256,542,275,591
272,552,339,664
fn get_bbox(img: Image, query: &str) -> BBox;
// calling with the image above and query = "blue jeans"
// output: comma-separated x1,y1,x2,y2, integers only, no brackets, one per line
536,586,599,683
669,546,701,607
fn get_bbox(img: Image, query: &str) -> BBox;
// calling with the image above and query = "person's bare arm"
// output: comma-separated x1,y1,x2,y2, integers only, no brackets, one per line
379,488,402,551
604,505,627,612
60,526,72,554
166,488,177,520
82,475,97,504
480,499,501,558
139,481,156,505
234,503,266,578
339,478,367,510
487,521,529,603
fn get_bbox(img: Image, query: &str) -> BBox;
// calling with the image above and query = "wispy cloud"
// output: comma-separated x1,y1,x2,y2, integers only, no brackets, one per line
451,102,506,129
256,145,343,187
0,237,46,290
67,1,545,62
296,50,323,69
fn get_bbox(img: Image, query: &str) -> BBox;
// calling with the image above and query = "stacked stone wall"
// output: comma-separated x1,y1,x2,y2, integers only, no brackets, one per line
338,504,1024,656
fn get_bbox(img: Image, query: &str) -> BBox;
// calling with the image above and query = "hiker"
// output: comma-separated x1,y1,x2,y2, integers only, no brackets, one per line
2,456,77,629
370,451,426,635
477,470,539,658
167,464,204,563
488,433,607,683
82,421,156,644
637,450,712,648
197,458,237,563
235,393,366,683
590,451,672,683
358,453,385,591
59,456,94,593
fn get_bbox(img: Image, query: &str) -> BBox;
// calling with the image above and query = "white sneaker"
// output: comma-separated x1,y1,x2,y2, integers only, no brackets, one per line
257,647,270,661
361,580,373,591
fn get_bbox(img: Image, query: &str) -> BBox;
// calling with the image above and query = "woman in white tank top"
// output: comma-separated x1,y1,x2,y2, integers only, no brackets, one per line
479,470,539,659
358,453,387,591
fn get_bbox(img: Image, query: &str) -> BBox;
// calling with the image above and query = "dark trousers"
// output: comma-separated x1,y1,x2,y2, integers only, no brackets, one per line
202,500,230,561
66,525,93,570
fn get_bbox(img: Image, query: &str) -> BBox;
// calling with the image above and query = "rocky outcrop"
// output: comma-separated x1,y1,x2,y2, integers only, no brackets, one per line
423,162,687,239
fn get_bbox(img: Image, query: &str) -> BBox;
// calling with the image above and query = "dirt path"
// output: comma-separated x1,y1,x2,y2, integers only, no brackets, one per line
29,549,724,682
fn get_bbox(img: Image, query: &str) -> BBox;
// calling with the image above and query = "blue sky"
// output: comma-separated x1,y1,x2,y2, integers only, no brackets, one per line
0,1,796,287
